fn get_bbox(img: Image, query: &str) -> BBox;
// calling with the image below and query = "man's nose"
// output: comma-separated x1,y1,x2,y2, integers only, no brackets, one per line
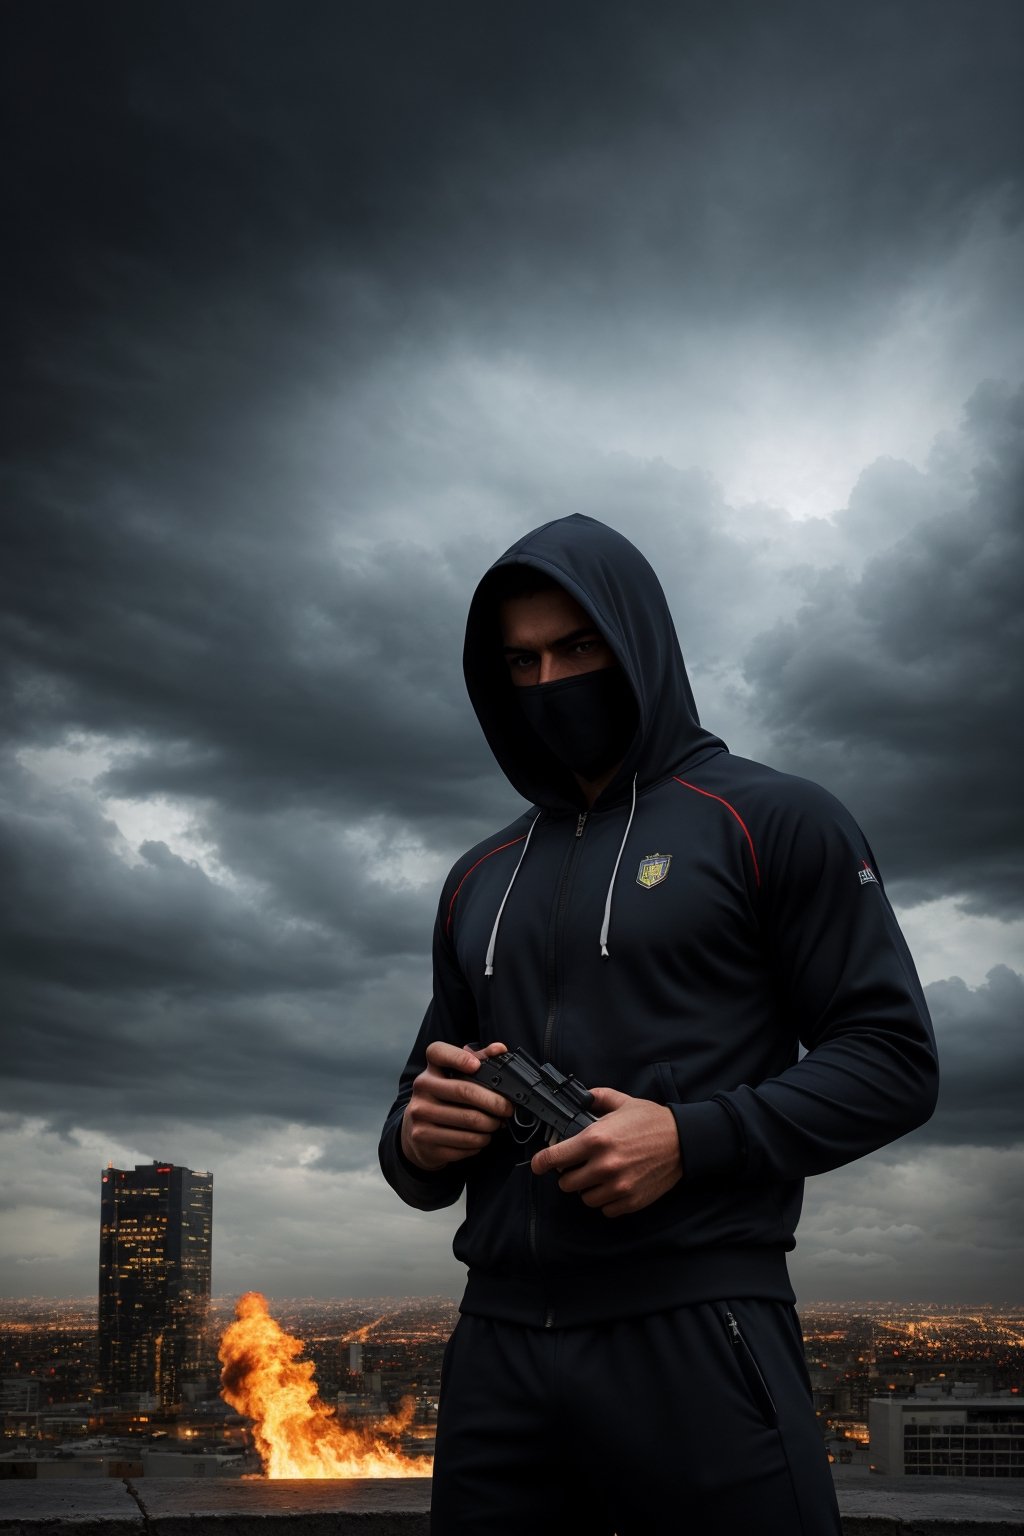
538,652,564,685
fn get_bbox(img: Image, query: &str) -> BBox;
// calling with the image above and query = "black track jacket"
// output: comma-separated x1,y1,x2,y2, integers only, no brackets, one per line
379,515,939,1328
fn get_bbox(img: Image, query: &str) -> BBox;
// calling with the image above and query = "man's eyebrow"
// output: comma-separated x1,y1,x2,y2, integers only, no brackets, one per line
502,627,601,653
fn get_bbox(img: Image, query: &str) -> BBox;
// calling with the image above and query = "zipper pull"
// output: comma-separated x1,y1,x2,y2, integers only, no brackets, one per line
725,1309,741,1344
575,812,588,838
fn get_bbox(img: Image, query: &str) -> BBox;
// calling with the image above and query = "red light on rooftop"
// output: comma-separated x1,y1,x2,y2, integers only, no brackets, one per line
155,1166,172,1174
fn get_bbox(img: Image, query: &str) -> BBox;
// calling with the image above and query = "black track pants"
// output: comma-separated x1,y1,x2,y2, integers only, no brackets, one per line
430,1300,842,1536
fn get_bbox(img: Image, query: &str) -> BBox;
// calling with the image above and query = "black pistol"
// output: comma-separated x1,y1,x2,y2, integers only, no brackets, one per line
466,1047,597,1146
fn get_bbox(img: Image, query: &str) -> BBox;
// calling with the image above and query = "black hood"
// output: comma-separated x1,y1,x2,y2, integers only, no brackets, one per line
463,514,726,811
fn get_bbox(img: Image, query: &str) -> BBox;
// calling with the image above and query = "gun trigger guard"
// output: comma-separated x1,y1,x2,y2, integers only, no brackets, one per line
509,1109,541,1147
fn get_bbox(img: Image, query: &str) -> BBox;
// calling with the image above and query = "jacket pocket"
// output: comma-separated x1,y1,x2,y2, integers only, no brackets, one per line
653,1060,676,1103
715,1302,778,1427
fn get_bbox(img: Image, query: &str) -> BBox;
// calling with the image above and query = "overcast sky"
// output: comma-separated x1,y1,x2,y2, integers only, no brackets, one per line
2,1,1022,1306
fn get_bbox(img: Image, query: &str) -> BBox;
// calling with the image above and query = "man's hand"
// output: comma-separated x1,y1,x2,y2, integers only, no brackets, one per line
530,1087,682,1218
401,1041,513,1172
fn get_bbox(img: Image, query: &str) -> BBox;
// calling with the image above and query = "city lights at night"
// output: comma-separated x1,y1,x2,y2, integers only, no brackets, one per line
2,1294,1022,1479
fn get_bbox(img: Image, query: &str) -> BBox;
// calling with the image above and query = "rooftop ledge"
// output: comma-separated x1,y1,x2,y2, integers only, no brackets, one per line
1,1473,1023,1536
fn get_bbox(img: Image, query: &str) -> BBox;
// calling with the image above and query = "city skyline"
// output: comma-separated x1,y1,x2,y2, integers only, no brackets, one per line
2,2,1023,1302
3,1293,1020,1480
2,1292,1023,1310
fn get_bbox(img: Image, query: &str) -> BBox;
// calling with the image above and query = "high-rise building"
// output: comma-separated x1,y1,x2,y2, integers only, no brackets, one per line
98,1161,213,1408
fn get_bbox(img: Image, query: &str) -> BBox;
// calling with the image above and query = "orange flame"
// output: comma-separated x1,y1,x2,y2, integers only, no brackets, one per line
218,1291,431,1478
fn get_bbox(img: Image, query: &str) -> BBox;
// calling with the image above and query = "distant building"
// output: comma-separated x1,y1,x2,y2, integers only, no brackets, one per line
869,1384,1024,1476
98,1161,213,1409
0,1378,41,1414
0,1382,42,1413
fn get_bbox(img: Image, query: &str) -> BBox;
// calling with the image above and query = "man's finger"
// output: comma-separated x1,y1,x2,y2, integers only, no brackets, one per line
554,1164,604,1196
430,1130,495,1152
587,1085,630,1113
430,1099,509,1132
531,1086,630,1173
425,1040,507,1075
435,1073,514,1118
530,1134,592,1176
420,1042,513,1118
599,1196,633,1219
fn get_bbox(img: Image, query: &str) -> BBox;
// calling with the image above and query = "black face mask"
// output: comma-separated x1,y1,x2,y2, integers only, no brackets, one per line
517,667,637,781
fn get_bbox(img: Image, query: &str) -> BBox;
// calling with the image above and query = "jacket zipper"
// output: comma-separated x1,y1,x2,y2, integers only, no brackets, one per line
724,1308,778,1424
541,813,588,1060
530,811,590,1322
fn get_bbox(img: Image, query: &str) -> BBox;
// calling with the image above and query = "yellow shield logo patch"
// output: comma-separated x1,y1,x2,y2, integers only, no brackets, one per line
636,853,671,889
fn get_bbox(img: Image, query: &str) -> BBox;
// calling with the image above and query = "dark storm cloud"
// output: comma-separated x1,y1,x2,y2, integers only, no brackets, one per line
793,1139,1024,1304
3,772,334,997
0,755,436,1138
922,966,1024,1147
745,380,1024,914
3,473,502,832
7,2,1022,345
5,0,1023,525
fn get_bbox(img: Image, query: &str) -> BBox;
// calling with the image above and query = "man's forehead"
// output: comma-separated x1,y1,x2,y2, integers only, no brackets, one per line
499,585,598,645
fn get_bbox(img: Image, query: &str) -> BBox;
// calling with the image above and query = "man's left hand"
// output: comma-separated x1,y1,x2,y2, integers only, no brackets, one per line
530,1087,683,1218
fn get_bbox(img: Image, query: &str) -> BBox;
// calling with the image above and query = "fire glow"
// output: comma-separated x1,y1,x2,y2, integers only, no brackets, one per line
218,1291,431,1478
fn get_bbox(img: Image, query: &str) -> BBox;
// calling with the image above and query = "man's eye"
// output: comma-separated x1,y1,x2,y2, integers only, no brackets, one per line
508,654,536,670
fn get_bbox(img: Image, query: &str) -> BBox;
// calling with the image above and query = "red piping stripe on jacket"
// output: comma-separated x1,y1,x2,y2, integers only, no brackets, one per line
445,835,528,935
672,778,761,889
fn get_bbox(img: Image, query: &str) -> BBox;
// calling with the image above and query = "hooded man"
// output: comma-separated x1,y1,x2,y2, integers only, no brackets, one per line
379,514,938,1535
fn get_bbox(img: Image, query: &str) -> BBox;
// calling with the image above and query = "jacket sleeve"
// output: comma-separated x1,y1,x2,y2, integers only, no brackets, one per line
378,895,482,1211
672,781,939,1185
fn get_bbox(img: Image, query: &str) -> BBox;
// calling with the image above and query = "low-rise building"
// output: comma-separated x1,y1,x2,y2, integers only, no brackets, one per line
869,1384,1024,1476
0,1379,41,1415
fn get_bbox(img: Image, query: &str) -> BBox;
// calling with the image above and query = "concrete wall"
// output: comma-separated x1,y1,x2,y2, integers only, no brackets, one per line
0,1475,1023,1535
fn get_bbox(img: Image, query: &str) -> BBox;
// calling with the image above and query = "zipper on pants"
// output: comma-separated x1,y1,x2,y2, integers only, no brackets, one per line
723,1307,778,1426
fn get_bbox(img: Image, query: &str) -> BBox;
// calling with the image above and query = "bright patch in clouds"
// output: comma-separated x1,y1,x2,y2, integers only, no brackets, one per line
894,899,1024,990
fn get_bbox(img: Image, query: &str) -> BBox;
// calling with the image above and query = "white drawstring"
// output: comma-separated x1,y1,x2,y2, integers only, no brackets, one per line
484,812,542,977
484,779,638,976
599,773,638,959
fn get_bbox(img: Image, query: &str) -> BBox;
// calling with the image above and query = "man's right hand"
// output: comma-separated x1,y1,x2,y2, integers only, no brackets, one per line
400,1041,513,1171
